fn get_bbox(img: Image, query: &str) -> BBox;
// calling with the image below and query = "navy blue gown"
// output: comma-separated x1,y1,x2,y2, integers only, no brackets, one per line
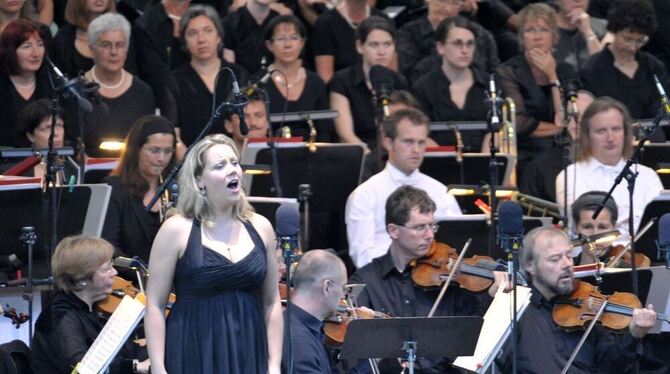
165,219,268,373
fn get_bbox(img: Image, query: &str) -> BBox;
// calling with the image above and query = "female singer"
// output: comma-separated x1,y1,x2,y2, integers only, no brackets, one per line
263,14,333,141
145,134,282,374
0,19,51,147
329,15,407,151
102,115,177,263
82,12,155,157
32,235,150,373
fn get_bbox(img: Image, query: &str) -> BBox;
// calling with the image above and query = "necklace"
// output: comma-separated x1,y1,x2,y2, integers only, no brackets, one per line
91,68,125,90
166,12,181,20
10,77,36,89
272,67,305,89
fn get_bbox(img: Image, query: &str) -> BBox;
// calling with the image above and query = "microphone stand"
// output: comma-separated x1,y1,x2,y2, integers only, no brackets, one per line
557,98,577,229
280,233,299,374
263,87,284,197
19,226,36,348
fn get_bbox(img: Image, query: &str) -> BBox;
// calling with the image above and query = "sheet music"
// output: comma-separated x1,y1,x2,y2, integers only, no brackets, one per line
75,295,145,374
453,286,532,373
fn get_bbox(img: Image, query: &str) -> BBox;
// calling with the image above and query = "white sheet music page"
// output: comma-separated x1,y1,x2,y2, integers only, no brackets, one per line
75,295,145,374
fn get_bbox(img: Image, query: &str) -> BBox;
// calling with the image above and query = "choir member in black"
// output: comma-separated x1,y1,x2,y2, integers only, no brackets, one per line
102,115,176,263
396,0,499,82
0,19,51,147
580,0,668,122
224,90,270,152
0,0,37,34
49,0,118,77
81,13,155,157
32,235,150,374
495,226,657,373
163,5,247,148
553,0,610,71
132,0,189,114
412,16,488,151
349,185,506,373
329,16,407,152
570,191,618,266
263,15,334,142
311,0,386,83
281,249,347,374
495,3,571,184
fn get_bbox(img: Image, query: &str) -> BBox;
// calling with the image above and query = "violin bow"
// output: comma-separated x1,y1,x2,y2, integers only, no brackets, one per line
427,238,472,318
605,217,655,268
560,298,609,374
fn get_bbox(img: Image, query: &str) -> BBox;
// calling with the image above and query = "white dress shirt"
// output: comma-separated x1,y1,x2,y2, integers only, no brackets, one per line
556,157,663,242
345,162,463,268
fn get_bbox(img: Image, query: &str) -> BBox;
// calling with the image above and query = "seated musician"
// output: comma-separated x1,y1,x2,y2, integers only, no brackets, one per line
556,97,664,242
32,235,149,373
349,185,506,373
495,226,656,373
346,108,462,269
224,89,271,153
281,249,347,374
572,191,619,266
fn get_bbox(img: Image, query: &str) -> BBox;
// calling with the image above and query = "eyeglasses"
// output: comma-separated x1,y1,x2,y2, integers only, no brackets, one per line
619,34,649,48
446,40,476,49
398,222,439,234
143,146,175,156
96,41,128,52
325,279,347,293
272,35,303,44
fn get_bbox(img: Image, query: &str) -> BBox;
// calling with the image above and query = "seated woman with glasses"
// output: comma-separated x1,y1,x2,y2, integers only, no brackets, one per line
102,115,176,264
80,12,155,157
411,16,489,151
32,235,150,374
581,0,668,122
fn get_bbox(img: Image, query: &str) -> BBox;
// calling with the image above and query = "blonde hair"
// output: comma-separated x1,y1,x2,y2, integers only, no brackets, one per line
51,235,114,292
518,3,559,50
177,134,253,225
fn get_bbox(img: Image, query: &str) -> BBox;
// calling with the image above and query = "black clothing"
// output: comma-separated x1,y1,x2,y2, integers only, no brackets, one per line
102,175,162,263
312,8,388,73
554,17,608,72
32,291,134,374
396,17,499,82
133,2,189,114
412,65,489,151
520,145,568,203
82,76,155,157
266,70,335,141
495,285,639,373
164,61,247,146
223,6,279,74
281,304,332,374
0,69,53,147
581,46,669,120
328,63,408,149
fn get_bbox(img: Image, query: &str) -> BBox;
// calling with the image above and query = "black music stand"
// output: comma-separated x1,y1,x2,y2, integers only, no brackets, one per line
340,316,482,372
636,143,670,188
429,121,489,153
636,194,670,262
436,216,550,259
242,143,365,251
421,153,512,186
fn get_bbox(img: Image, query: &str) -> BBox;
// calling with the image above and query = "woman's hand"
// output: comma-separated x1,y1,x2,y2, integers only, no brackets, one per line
566,8,593,37
526,48,557,81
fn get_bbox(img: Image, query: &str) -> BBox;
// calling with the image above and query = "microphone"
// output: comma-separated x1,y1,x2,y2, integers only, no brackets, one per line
369,65,394,117
487,74,501,131
562,78,580,118
230,71,249,136
656,213,670,268
497,201,524,279
653,74,670,115
276,203,300,255
245,70,274,97
113,256,149,271
45,57,93,112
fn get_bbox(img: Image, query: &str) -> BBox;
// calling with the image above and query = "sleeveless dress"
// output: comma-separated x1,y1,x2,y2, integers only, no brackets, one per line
165,220,269,373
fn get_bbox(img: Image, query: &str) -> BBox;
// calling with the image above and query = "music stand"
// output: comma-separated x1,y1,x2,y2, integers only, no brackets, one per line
435,215,551,259
634,143,670,188
422,152,514,186
340,316,483,372
242,142,365,250
635,194,670,262
269,109,338,124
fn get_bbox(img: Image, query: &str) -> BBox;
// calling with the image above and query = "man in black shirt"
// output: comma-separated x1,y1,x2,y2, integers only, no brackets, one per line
281,249,347,374
496,226,657,373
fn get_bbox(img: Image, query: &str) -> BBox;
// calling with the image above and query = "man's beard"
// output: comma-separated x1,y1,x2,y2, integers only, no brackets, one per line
538,268,574,296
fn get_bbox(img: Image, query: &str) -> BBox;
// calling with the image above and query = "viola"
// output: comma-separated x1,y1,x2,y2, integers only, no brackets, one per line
411,241,499,292
605,244,651,269
323,304,390,347
552,280,668,331
97,276,176,316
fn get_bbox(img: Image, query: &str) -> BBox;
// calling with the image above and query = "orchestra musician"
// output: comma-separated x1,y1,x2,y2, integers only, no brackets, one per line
348,185,506,373
571,190,619,265
32,235,150,374
224,89,270,153
494,226,657,373
281,249,347,374
345,108,462,269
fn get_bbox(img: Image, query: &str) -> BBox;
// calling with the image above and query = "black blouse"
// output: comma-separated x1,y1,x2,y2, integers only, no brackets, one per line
222,6,279,74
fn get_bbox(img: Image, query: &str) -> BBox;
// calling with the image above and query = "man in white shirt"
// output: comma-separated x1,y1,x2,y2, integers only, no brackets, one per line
346,108,462,268
556,97,663,242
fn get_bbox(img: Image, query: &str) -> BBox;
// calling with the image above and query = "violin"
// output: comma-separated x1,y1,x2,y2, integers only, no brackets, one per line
323,303,390,347
411,241,498,292
552,280,668,331
278,282,294,301
605,244,651,269
97,276,176,316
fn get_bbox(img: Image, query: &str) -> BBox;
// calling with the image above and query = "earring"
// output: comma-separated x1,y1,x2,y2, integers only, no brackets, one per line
78,281,87,288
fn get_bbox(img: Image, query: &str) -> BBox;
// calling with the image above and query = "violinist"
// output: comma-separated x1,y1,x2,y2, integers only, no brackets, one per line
495,226,657,373
572,190,619,265
281,249,347,374
32,235,150,373
349,185,506,373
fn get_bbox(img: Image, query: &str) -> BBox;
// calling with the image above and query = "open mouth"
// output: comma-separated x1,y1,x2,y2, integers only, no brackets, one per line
227,179,239,190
